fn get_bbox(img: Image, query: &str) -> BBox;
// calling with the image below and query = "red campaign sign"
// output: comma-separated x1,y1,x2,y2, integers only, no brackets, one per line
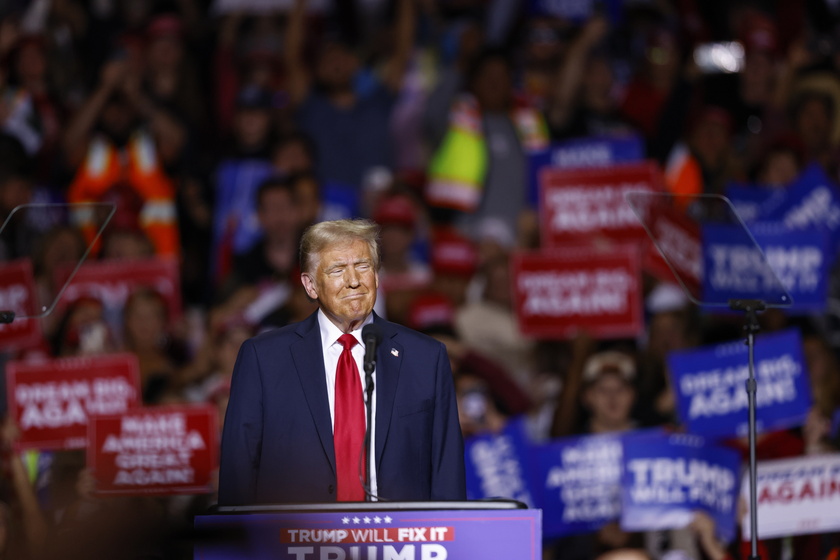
640,204,703,299
0,259,44,351
511,245,643,339
88,405,219,496
54,257,182,323
7,353,141,450
539,161,663,248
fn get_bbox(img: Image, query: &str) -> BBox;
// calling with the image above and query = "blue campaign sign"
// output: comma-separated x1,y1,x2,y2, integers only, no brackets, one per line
701,222,792,307
762,164,840,252
620,432,741,543
667,328,813,440
528,0,623,24
212,159,274,275
534,431,623,539
702,220,831,312
533,430,664,539
528,134,645,206
464,416,535,507
752,223,830,313
724,183,786,223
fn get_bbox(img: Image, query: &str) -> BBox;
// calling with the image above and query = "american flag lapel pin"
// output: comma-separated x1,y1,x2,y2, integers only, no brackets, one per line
391,348,399,357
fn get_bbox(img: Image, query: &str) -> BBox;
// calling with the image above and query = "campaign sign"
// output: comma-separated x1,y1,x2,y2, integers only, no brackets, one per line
0,259,43,351
742,454,840,540
701,223,792,307
512,245,643,339
539,161,662,248
640,202,703,298
528,135,645,206
528,0,623,24
7,354,141,450
724,184,786,224
667,328,812,440
465,417,535,507
212,159,273,265
88,404,218,496
621,432,741,543
763,164,840,252
55,257,182,328
534,432,623,538
752,224,830,313
195,509,542,559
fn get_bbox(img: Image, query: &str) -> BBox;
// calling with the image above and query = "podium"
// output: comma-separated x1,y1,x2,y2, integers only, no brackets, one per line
194,500,541,559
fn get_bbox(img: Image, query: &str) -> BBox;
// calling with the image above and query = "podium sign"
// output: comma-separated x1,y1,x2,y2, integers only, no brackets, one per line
195,508,541,559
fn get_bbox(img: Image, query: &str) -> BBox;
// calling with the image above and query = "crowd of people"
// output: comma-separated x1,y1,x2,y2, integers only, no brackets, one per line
1,0,840,558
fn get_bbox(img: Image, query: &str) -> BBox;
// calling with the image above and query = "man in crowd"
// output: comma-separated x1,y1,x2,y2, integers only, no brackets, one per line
284,0,414,192
219,219,465,504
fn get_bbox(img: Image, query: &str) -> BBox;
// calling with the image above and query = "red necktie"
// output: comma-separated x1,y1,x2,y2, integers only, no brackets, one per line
334,333,366,501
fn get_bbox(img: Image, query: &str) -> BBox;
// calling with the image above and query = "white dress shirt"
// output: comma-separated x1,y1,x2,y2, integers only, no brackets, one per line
317,309,378,498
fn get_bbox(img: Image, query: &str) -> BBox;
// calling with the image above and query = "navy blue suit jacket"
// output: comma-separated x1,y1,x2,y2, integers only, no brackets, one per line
218,311,466,505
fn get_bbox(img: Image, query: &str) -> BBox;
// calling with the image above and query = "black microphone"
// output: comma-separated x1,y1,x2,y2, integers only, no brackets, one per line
362,323,382,375
359,323,384,502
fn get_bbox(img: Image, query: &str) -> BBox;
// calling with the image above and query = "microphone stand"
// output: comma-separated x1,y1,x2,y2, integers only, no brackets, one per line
729,298,764,560
363,358,375,502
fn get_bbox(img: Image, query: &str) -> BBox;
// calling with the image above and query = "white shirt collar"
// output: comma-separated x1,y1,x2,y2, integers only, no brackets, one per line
317,308,374,350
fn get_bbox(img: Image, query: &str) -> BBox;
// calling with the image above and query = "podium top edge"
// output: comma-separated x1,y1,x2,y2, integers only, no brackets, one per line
211,500,527,514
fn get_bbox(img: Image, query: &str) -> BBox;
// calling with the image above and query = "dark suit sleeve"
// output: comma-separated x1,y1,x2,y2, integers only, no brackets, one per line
218,339,263,505
430,341,467,500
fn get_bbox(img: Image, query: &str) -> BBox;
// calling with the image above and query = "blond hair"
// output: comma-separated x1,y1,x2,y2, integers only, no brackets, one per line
299,219,381,274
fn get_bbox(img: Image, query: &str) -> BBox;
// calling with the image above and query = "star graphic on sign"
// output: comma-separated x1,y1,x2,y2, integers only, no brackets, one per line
363,516,371,524
373,516,382,524
342,517,350,524
384,516,392,523
353,517,361,524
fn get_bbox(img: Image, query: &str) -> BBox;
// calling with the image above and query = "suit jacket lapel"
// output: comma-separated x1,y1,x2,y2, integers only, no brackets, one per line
373,313,402,473
290,311,336,475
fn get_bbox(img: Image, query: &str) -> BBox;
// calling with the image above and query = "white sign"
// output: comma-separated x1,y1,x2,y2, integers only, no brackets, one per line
742,454,840,540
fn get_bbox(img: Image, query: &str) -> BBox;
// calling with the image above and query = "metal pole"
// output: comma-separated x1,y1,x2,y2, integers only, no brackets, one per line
747,330,759,560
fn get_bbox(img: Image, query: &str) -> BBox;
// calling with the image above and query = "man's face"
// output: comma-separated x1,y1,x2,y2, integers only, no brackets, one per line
796,98,832,152
315,43,358,93
584,373,635,427
472,58,512,113
258,188,297,240
234,108,271,150
302,239,378,332
380,224,413,261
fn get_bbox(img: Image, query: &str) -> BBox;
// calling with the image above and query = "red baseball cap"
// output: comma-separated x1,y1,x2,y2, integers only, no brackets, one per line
430,228,477,277
407,292,456,331
374,194,418,228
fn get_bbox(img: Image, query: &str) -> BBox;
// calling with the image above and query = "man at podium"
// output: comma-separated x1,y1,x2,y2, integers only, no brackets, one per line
218,219,466,505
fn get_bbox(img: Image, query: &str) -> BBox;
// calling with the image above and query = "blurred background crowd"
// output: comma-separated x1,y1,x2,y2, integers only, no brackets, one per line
1,0,840,558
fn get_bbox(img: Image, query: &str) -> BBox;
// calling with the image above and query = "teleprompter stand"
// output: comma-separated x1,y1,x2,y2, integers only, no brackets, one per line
729,298,765,560
626,192,794,560
0,203,115,326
